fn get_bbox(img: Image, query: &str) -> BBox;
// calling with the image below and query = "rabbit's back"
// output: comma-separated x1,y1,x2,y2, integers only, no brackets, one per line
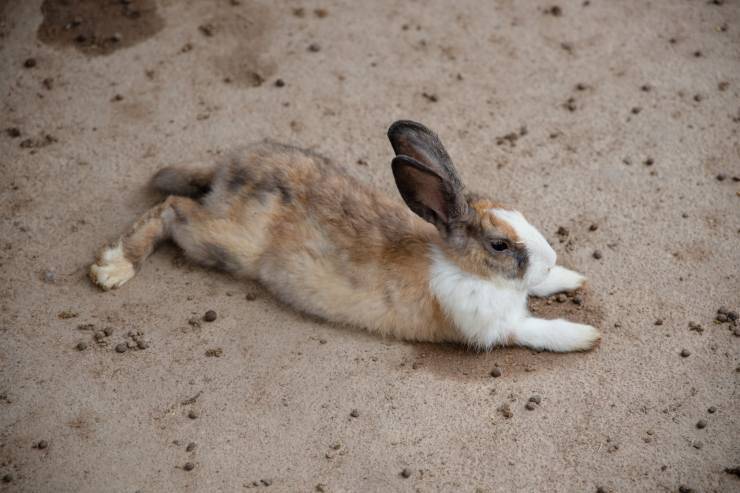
202,142,454,341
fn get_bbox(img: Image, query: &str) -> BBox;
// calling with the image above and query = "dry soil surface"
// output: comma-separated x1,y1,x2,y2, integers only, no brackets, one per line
1,1,739,492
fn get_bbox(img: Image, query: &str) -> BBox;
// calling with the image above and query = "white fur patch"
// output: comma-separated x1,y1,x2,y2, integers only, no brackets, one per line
491,209,556,288
89,243,135,291
429,245,528,349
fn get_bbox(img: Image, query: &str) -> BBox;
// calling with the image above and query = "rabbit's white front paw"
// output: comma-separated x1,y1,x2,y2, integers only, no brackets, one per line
89,243,135,290
529,265,586,297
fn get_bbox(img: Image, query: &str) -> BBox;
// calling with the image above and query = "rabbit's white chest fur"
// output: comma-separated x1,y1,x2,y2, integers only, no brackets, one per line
429,245,529,348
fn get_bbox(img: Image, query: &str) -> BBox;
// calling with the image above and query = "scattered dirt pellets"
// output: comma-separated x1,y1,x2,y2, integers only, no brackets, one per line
401,468,412,478
115,343,128,353
654,319,663,326
592,250,603,260
680,349,691,358
490,367,502,378
205,348,223,357
183,462,194,471
23,58,37,68
525,402,536,411
350,409,359,418
696,419,707,429
274,78,285,87
203,310,217,322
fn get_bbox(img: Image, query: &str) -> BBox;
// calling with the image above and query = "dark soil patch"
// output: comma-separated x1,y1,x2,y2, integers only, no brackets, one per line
37,0,164,56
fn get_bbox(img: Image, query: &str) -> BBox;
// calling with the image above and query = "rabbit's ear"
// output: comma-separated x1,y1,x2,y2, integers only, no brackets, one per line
392,155,469,236
388,120,463,189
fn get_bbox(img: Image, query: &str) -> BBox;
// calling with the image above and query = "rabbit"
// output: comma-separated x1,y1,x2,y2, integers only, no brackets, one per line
89,120,600,352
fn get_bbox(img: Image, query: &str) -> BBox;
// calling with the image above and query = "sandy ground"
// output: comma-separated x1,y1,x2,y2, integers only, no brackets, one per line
1,1,739,492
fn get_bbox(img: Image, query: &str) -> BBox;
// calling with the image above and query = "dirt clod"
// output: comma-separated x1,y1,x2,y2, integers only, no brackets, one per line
183,462,194,471
707,406,716,414
350,409,359,418
76,341,87,351
186,442,196,452
6,127,21,138
2,474,13,483
205,348,223,357
24,58,37,68
401,468,412,478
525,402,536,410
529,395,542,404
498,403,513,419
188,410,199,419
36,440,48,449
544,6,562,16
696,419,707,429
490,367,502,378
680,349,691,357
115,343,128,353
203,310,217,322
592,250,603,259
274,78,285,87
308,43,321,52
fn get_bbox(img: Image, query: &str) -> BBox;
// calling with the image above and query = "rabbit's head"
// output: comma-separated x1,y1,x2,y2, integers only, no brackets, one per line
388,120,556,288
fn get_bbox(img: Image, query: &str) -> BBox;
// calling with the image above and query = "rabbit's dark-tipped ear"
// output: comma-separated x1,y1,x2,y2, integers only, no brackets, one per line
387,120,463,190
392,155,469,238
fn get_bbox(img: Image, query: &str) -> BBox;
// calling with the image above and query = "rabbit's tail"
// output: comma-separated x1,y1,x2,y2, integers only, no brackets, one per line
151,164,216,198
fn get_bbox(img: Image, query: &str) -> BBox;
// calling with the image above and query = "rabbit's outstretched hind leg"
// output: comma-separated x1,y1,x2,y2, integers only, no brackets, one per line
89,196,210,290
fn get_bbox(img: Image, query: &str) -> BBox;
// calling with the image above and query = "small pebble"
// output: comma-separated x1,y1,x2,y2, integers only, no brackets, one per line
555,294,567,303
572,295,583,305
733,328,740,337
23,58,37,68
203,310,217,322
525,402,536,411
716,313,729,323
692,441,703,449
401,468,412,478
75,341,87,351
654,319,663,326
727,311,738,321
644,158,654,166
36,440,48,449
350,409,359,418
528,395,542,404
274,78,285,87
188,410,199,419
186,442,196,452
588,224,598,231
6,127,21,138
115,343,128,353
716,174,726,181
707,406,717,414
592,250,603,260
696,419,707,429
718,307,728,315
2,473,13,483
246,293,257,301
308,43,321,52
490,367,502,378
498,403,513,418
103,327,113,336
137,340,149,350
680,349,691,358
183,462,194,471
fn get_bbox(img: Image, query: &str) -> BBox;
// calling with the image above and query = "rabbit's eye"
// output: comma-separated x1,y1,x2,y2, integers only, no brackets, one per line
491,240,509,252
